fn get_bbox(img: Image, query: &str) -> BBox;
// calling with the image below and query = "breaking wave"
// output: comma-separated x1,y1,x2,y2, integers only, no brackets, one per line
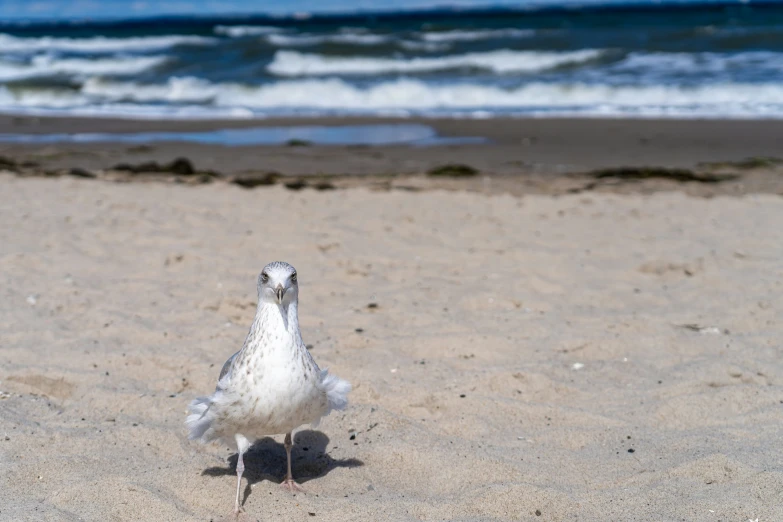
0,55,166,81
418,28,536,42
266,32,391,46
4,77,782,118
267,49,604,76
0,33,216,53
214,25,284,37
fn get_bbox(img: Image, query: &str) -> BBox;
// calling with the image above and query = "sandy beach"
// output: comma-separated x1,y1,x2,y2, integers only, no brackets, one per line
2,117,783,521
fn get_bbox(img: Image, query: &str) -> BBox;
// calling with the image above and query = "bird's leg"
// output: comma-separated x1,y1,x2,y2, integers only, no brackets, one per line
234,449,246,514
280,432,304,493
284,432,294,482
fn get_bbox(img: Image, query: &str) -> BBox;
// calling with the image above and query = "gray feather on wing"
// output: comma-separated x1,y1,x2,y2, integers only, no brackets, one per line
216,351,239,390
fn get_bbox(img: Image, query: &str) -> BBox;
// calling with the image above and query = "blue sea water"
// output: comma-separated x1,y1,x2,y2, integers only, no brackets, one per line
0,2,782,119
0,124,487,146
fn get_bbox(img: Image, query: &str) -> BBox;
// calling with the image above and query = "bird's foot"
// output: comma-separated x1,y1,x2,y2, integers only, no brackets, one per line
218,510,251,522
280,478,305,494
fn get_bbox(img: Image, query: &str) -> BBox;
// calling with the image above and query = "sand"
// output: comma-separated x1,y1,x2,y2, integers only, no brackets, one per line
1,168,782,521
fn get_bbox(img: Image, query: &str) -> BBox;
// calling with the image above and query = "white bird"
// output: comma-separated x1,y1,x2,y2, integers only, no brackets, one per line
186,261,351,517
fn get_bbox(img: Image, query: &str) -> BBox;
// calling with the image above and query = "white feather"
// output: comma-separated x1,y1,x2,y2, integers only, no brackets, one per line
186,396,215,442
318,369,352,413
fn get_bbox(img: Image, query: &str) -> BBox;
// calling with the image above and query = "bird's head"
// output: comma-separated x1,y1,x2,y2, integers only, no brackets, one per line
257,261,299,306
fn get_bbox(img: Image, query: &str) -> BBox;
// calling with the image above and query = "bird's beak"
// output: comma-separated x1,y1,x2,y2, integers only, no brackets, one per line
276,284,285,303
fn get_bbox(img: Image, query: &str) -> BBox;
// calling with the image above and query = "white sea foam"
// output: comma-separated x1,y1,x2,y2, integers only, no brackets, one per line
81,76,217,103
0,87,255,118
0,55,166,81
266,31,448,51
214,25,284,37
397,40,450,52
0,86,89,109
267,49,603,76
418,28,535,42
60,77,783,118
0,33,216,53
614,50,783,75
266,32,390,46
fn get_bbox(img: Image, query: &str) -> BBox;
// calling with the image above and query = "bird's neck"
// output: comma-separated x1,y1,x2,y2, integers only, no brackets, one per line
246,299,303,348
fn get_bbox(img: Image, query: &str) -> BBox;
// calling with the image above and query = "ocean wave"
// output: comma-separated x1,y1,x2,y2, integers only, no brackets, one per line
0,87,254,118
0,33,216,53
695,24,783,37
59,77,783,116
0,55,166,81
267,32,449,52
266,32,390,47
266,49,604,76
397,40,450,52
214,25,284,37
82,76,216,103
0,86,89,109
614,50,783,75
418,28,535,42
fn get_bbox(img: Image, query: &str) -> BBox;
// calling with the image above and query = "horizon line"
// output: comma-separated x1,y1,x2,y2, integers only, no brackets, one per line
0,0,776,26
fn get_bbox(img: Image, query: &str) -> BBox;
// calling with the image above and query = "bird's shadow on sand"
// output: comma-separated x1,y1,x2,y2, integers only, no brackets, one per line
202,430,362,504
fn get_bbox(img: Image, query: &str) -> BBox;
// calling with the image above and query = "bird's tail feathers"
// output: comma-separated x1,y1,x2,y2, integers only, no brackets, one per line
186,396,217,442
318,369,351,414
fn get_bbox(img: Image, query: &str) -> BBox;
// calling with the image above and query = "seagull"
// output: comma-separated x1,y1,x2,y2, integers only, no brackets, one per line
186,261,351,517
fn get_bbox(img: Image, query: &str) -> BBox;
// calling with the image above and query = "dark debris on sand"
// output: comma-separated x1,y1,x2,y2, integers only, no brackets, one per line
68,168,96,179
0,155,38,171
231,172,280,188
113,157,205,176
561,166,747,195
427,164,479,177
585,167,738,183
699,156,783,170
285,139,312,147
0,155,16,170
3,151,783,197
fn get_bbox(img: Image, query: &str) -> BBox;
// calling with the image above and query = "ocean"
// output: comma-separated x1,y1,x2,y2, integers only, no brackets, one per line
1,3,783,119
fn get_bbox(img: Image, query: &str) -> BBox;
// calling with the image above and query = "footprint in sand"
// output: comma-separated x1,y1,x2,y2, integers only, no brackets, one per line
6,374,76,400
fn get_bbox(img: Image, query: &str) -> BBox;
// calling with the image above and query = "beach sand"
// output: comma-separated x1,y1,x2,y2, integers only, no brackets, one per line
1,117,783,521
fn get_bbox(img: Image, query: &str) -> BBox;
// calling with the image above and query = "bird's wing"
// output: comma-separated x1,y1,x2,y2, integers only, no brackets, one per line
216,350,239,391
295,337,321,371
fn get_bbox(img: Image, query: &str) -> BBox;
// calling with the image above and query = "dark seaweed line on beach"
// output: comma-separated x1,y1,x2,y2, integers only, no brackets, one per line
2,153,779,198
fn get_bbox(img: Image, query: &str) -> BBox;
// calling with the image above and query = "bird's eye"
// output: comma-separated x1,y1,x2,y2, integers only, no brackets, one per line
291,272,297,283
260,272,269,283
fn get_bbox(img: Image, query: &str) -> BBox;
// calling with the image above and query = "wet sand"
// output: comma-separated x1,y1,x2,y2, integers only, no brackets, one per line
2,115,783,199
1,115,783,180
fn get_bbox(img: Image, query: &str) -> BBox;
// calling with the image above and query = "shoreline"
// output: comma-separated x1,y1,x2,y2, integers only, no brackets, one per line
1,115,783,197
5,113,783,145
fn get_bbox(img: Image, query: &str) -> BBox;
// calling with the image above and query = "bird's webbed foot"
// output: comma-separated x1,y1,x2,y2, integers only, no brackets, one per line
280,478,305,494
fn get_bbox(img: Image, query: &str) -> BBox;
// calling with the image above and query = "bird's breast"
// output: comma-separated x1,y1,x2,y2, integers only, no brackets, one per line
230,341,325,434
